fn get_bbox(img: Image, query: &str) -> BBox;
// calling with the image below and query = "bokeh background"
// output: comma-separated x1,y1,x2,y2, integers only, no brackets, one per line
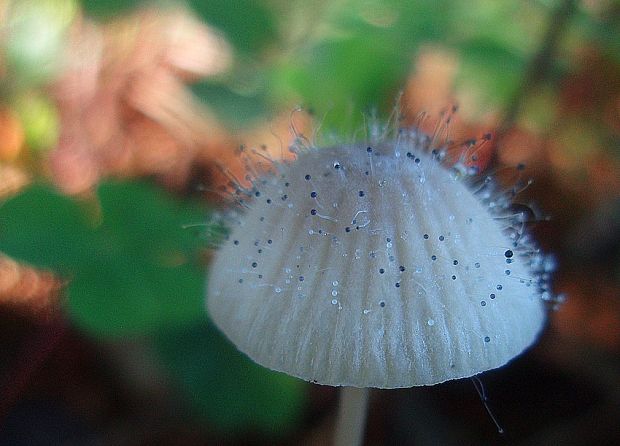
0,0,618,444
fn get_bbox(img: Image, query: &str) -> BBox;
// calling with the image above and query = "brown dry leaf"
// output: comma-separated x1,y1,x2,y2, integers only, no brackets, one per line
49,7,234,195
0,254,63,314
0,164,30,199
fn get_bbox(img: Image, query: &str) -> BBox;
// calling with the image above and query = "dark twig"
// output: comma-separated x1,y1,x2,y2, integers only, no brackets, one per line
494,0,578,160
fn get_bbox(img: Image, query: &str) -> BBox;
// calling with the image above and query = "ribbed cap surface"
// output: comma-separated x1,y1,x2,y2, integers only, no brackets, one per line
207,142,546,388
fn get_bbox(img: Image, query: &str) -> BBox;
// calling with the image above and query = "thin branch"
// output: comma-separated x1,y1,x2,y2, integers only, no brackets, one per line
494,0,578,156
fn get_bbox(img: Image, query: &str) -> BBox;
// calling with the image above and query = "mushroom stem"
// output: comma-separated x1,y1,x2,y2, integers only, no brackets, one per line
334,386,370,446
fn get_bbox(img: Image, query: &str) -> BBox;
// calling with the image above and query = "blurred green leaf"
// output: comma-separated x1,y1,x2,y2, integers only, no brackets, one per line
0,181,210,336
154,321,307,434
80,0,140,19
573,6,620,63
266,0,455,133
270,32,409,134
188,0,277,55
456,37,527,106
191,81,270,128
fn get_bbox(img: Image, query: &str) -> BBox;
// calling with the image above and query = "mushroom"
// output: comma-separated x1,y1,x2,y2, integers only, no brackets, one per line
207,128,554,445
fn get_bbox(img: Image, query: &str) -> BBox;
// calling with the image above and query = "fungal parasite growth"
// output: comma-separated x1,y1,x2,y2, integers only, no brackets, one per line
207,116,556,443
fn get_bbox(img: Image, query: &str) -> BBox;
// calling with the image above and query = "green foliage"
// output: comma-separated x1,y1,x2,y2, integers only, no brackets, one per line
0,181,210,336
269,33,407,134
80,0,556,133
267,0,452,133
188,0,277,55
573,6,620,63
155,321,307,434
80,0,142,19
191,81,271,128
456,37,527,106
0,181,308,433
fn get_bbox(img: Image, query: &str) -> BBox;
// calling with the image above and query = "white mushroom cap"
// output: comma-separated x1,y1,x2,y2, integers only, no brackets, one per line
207,139,547,388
